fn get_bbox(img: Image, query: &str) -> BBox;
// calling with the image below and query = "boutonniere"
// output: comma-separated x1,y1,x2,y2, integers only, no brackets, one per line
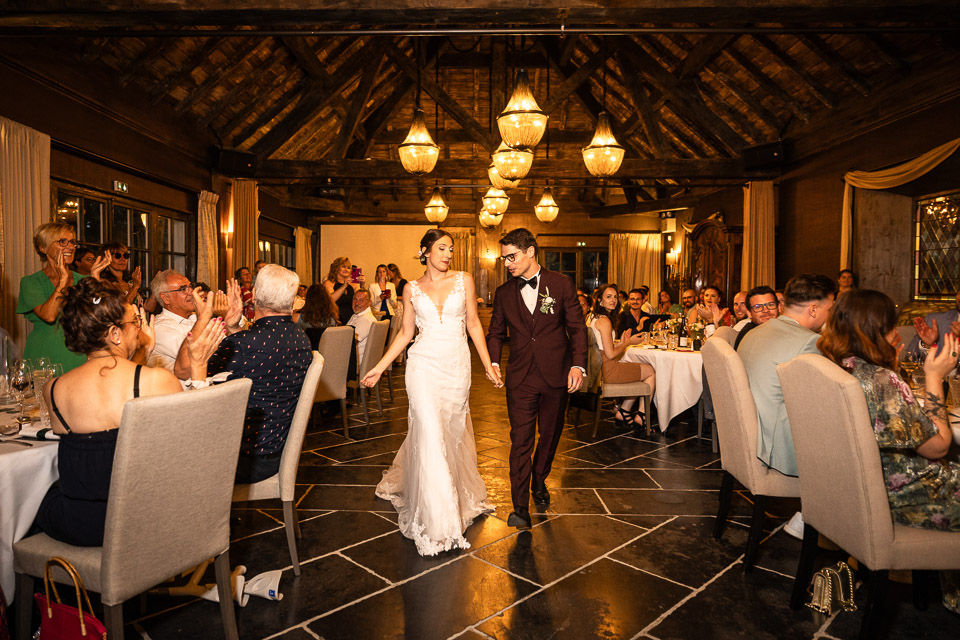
538,287,555,314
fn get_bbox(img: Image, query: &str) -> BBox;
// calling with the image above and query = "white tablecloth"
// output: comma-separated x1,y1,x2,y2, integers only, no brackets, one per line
621,346,703,430
0,439,58,605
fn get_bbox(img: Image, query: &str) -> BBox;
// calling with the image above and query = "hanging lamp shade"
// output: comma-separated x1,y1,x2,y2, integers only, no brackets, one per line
423,187,449,223
478,206,503,229
488,163,520,191
534,187,560,223
491,141,533,180
398,108,439,175
498,69,548,149
482,186,510,216
582,112,625,177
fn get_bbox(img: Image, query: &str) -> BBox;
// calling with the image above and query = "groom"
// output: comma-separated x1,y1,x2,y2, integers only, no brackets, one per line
486,228,588,529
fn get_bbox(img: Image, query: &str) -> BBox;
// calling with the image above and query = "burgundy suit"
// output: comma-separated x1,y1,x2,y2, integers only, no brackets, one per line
486,268,588,509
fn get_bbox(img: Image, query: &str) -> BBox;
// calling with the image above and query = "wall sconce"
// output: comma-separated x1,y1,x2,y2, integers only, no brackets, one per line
665,248,680,266
222,217,234,249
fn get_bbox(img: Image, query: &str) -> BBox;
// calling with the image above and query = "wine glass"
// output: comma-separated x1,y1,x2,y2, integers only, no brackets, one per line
9,360,32,426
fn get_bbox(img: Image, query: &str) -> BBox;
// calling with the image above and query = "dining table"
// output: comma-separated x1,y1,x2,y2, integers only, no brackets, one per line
621,344,703,431
0,407,59,606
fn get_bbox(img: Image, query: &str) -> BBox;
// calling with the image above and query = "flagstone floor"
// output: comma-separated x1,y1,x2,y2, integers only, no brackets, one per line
101,348,960,639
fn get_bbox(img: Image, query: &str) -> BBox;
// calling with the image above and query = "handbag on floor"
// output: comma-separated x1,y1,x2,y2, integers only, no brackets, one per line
34,556,107,639
806,560,858,615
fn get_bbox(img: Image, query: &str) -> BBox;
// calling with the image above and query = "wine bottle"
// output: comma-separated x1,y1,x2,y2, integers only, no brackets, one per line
678,319,689,348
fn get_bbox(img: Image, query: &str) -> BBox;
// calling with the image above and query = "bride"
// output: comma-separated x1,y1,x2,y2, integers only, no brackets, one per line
361,229,502,555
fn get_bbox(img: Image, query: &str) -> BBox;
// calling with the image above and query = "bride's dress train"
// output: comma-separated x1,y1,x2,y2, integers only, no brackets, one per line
375,271,493,556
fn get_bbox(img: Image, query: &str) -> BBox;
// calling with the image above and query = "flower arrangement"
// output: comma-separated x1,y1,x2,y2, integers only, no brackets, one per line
688,321,706,341
538,287,555,314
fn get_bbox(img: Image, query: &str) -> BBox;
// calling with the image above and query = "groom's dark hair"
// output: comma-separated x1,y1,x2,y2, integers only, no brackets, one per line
499,228,538,256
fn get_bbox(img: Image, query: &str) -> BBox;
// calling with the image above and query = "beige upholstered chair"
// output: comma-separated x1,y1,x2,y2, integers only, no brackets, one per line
14,379,252,640
778,354,960,639
232,351,323,577
700,339,800,571
314,326,354,437
346,319,390,427
712,325,738,346
896,323,917,347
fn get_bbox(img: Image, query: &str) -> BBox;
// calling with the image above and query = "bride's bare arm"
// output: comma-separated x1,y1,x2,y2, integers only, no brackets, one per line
360,286,416,387
463,273,503,387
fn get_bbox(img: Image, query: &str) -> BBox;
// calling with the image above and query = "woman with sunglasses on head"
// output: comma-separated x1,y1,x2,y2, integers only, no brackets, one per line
100,241,142,304
17,223,108,372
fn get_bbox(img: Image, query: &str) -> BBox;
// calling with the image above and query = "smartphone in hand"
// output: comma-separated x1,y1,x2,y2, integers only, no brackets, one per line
351,266,361,284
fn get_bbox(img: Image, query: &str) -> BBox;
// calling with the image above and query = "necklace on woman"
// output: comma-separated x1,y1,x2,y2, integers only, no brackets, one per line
87,351,119,361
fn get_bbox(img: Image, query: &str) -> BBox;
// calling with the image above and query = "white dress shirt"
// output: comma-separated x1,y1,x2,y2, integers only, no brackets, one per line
347,306,378,364
148,308,196,371
519,268,542,314
734,317,751,331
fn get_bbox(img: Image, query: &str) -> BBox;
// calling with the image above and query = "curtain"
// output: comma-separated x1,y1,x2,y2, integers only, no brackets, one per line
196,190,219,289
840,137,960,269
449,229,473,273
0,117,50,353
608,233,661,293
294,226,313,285
741,181,776,290
232,179,259,274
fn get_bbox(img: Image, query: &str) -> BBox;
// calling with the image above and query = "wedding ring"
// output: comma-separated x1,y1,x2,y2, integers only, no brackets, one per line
952,351,957,357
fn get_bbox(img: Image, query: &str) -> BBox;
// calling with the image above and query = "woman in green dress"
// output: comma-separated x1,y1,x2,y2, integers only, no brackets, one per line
819,289,960,613
17,223,96,372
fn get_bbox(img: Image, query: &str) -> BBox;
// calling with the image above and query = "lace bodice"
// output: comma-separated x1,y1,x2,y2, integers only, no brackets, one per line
408,271,467,341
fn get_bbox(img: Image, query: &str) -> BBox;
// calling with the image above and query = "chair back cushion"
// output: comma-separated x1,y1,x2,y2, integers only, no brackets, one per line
276,351,324,498
100,378,252,602
777,354,895,566
315,326,354,402
712,326,738,346
358,320,390,378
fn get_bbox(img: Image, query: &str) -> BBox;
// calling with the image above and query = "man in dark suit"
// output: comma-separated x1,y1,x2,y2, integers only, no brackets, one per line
487,228,588,529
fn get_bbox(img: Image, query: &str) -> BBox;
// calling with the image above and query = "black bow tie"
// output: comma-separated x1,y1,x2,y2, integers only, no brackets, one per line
522,276,538,289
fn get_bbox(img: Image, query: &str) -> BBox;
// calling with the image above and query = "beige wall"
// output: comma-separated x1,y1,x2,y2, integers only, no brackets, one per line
318,224,435,284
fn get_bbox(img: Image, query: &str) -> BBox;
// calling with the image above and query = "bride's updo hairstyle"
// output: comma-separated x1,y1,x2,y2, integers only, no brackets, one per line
60,277,126,355
419,228,453,265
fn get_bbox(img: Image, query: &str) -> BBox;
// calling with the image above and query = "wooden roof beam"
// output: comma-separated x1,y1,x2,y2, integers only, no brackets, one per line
590,193,705,218
749,34,838,109
675,33,737,80
330,55,384,159
614,50,670,157
197,45,288,130
119,36,173,87
865,33,912,74
541,39,620,116
148,36,224,104
721,46,810,123
794,33,871,96
174,37,263,115
227,77,308,146
707,69,784,135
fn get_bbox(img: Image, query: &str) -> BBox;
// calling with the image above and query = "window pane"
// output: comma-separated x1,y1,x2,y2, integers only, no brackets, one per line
158,218,170,251
112,206,130,245
916,193,960,299
543,251,560,271
561,252,577,273
132,249,149,286
131,211,148,249
172,219,186,252
82,199,104,244
173,255,186,274
56,193,79,228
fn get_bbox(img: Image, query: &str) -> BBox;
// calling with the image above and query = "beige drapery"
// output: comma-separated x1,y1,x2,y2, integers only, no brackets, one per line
294,226,313,285
449,229,473,273
840,137,960,269
196,190,219,289
232,179,259,274
741,181,776,290
0,117,50,353
608,233,661,292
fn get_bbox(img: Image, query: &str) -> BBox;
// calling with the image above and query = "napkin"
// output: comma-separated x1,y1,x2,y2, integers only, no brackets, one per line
18,424,60,441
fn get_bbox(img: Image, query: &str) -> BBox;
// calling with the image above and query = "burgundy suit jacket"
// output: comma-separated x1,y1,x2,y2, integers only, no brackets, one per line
486,269,588,390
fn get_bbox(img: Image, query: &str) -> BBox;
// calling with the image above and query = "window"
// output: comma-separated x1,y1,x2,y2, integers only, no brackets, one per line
258,238,295,270
913,191,960,299
542,249,608,292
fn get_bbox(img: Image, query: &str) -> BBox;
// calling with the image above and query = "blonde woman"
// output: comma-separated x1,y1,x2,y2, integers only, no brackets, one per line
323,256,365,326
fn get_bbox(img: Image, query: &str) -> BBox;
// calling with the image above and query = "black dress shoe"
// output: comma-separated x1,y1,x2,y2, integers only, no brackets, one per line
531,481,550,506
507,508,532,529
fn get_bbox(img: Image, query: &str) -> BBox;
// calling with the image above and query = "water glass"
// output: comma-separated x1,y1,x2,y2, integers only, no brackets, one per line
667,334,679,350
32,368,55,427
8,360,31,426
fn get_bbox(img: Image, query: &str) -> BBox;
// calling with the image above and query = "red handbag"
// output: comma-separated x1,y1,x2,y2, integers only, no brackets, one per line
34,557,107,640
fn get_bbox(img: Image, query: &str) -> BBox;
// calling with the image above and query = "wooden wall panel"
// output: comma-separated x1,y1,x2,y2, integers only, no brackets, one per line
853,189,912,304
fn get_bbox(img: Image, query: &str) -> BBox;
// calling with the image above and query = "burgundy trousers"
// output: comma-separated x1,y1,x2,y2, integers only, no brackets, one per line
506,366,568,510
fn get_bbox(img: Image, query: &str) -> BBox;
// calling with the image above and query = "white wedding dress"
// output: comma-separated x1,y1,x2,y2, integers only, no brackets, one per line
375,271,493,555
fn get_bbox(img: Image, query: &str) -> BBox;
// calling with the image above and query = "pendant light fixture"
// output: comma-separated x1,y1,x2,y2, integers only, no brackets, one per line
488,163,520,191
482,186,510,216
498,68,548,149
478,206,503,229
398,40,439,175
534,187,559,223
491,140,533,180
582,38,625,178
424,187,449,223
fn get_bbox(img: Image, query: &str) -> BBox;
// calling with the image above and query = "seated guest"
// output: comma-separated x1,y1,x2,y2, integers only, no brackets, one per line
619,288,652,334
324,256,366,326
617,289,629,311
905,290,960,358
578,292,593,322
298,284,339,331
189,265,312,484
348,289,378,364
99,241,141,304
368,264,400,320
293,284,307,314
694,286,735,329
776,290,786,314
638,286,655,314
658,289,681,316
237,266,255,320
739,274,836,478
252,259,267,286
734,286,780,350
147,269,197,371
34,278,223,546
732,290,750,330
819,289,959,613
71,245,97,277
590,284,655,427
680,288,697,323
837,268,858,297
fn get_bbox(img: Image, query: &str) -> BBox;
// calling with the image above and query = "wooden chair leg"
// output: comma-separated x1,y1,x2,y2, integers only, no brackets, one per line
591,396,603,439
386,370,394,403
790,522,820,609
697,398,704,439
16,572,33,640
214,551,240,640
103,603,125,640
714,471,734,539
711,421,719,453
359,387,369,425
374,381,383,417
340,398,349,438
743,494,767,572
859,570,890,640
282,500,301,576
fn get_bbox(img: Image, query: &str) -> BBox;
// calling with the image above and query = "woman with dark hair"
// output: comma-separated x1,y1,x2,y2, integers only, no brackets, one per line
32,278,224,547
297,284,339,330
387,263,408,298
369,263,400,320
694,285,734,328
99,240,141,304
589,284,655,426
837,269,858,297
72,245,97,277
236,266,255,320
323,256,365,326
819,289,960,612
360,228,501,556
658,290,680,316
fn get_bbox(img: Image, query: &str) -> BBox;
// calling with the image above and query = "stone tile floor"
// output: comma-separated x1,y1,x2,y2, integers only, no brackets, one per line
58,350,960,638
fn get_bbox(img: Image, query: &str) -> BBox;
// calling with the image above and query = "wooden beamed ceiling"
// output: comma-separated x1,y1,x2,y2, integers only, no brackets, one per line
1,2,959,218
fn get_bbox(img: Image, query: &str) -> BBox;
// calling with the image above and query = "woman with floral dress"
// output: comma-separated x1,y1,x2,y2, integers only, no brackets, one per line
819,289,960,613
